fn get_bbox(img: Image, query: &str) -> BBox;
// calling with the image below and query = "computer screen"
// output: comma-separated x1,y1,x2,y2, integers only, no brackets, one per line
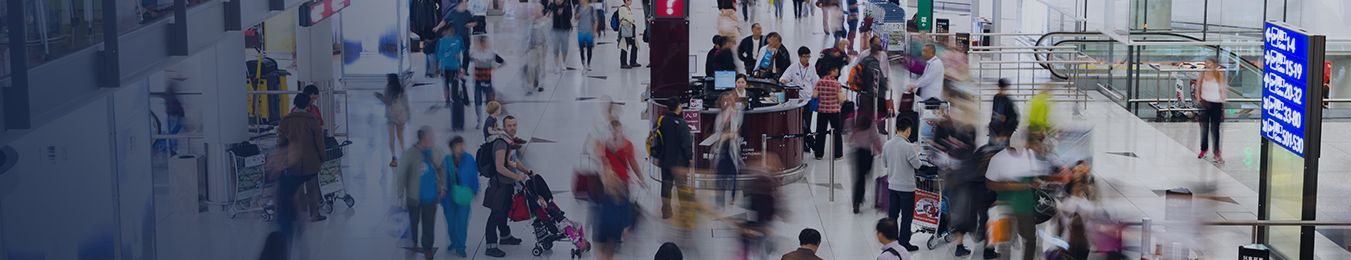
714,71,735,90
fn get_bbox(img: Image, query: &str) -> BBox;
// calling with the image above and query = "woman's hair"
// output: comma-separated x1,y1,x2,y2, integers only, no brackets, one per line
303,85,319,95
449,136,465,148
384,73,403,99
735,73,747,83
712,35,723,45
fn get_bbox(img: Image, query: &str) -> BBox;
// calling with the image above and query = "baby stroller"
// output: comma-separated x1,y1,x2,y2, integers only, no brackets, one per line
509,174,592,258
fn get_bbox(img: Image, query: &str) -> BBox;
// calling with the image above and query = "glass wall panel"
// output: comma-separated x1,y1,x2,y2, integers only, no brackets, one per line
13,0,104,77
1265,143,1305,259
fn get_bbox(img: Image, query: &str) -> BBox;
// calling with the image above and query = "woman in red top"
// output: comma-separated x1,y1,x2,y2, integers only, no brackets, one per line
812,61,847,160
592,119,647,260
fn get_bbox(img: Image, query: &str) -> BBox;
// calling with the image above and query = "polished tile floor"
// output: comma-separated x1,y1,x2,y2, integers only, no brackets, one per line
148,0,1351,259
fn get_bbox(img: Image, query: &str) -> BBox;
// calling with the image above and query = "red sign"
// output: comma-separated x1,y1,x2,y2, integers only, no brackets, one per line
683,111,700,133
913,191,940,228
300,0,350,27
654,0,686,19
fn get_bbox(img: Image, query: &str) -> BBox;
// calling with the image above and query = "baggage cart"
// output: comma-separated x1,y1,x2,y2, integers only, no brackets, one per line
227,135,278,220
915,174,954,249
316,140,356,214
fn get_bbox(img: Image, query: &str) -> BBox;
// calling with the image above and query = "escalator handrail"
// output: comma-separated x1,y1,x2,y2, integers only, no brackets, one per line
1033,32,1262,81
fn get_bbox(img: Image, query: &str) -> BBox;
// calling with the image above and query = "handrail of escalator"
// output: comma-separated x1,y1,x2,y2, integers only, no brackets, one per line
1033,31,1262,81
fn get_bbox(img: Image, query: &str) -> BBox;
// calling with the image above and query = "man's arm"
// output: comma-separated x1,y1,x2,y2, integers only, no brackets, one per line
906,143,921,170
738,38,752,62
495,149,526,181
910,61,941,92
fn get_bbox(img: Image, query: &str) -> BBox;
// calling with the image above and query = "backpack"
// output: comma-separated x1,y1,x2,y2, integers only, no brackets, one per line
848,58,882,96
610,10,620,31
475,139,507,178
646,115,666,158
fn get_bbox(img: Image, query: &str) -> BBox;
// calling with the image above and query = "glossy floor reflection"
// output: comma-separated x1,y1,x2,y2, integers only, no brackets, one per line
146,0,1351,259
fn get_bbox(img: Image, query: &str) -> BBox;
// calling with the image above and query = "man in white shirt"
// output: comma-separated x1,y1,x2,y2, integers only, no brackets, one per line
881,118,921,251
985,132,1046,260
908,44,944,105
874,218,914,260
781,46,820,153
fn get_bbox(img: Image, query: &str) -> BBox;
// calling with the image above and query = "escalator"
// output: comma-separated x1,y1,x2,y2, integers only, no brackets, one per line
1033,31,1264,81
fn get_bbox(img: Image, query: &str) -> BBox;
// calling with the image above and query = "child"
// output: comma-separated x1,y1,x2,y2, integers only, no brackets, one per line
470,35,505,123
482,101,527,148
437,26,466,105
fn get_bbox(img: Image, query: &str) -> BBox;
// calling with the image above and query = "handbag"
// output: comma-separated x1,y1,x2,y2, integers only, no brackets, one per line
448,161,474,205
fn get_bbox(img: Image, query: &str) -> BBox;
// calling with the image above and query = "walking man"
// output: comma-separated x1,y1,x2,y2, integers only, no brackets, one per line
657,98,694,219
395,126,447,259
274,95,327,252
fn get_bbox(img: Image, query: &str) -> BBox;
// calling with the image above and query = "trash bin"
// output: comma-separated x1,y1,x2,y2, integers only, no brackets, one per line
168,154,206,214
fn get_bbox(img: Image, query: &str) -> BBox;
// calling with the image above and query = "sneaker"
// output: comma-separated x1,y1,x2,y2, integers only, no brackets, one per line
484,248,506,257
1215,155,1225,164
814,156,823,160
455,248,467,257
983,248,1000,259
500,236,523,245
424,249,435,259
538,87,544,92
902,244,919,252
390,157,398,167
1197,151,1206,159
955,245,971,256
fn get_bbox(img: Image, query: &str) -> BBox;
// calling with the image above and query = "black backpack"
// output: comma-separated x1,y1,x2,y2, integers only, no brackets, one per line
476,139,507,178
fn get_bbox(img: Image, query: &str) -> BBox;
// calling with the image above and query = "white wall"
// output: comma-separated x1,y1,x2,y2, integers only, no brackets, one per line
1,98,118,259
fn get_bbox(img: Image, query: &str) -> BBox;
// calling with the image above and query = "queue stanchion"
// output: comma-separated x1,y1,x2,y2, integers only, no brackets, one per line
761,134,768,168
828,129,835,202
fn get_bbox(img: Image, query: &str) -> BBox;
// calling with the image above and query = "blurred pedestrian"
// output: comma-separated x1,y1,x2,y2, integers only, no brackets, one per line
545,0,573,73
412,0,442,78
713,91,744,209
813,60,846,160
717,0,740,37
274,94,327,253
950,137,1005,259
1196,57,1227,163
874,218,913,260
394,126,447,260
433,0,476,72
988,79,1018,146
440,136,479,257
741,154,783,260
881,118,920,251
655,242,684,260
481,116,532,258
374,74,411,167
707,35,739,77
595,120,646,260
781,228,824,260
470,35,506,122
295,85,328,223
436,25,467,108
847,106,881,214
525,5,549,94
657,98,694,219
985,133,1047,260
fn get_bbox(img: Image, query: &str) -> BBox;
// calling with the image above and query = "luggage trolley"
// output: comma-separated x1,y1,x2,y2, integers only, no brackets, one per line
227,134,279,220
317,140,356,214
914,174,954,249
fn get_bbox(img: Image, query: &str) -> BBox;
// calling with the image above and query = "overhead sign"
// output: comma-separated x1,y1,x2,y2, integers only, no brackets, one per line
916,0,932,31
300,0,350,27
1262,22,1321,157
655,0,687,19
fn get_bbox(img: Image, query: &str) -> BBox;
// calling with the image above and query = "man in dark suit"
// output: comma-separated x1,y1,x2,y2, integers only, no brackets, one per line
738,23,767,71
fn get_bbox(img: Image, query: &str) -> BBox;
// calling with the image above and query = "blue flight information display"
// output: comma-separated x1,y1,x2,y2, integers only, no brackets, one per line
1263,23,1310,157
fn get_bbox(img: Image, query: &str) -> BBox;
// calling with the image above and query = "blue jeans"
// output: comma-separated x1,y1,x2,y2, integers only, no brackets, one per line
441,202,471,251
888,190,915,244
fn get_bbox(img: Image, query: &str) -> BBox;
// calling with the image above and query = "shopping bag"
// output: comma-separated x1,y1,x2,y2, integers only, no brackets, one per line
986,205,1012,246
385,205,411,247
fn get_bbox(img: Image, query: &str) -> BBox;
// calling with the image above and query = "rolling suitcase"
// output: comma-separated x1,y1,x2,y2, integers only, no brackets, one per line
874,175,889,209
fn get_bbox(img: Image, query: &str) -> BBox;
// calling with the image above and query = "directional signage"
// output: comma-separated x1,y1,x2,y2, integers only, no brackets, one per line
1262,22,1319,157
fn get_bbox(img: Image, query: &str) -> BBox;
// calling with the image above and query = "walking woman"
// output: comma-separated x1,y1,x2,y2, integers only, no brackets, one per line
1196,57,1227,163
717,0,740,38
846,109,881,214
713,89,744,209
441,136,479,257
374,73,411,167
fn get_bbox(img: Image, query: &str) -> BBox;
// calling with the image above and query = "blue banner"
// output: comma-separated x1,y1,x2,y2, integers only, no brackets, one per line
1263,23,1311,157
